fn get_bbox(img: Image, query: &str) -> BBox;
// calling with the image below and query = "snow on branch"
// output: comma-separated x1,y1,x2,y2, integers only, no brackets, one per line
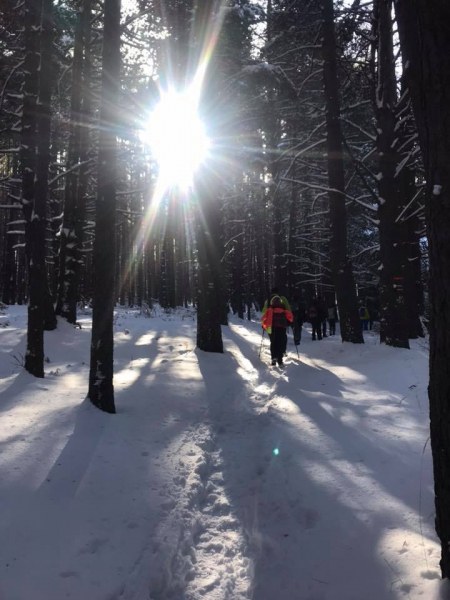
341,117,376,142
48,159,93,186
281,176,347,198
350,244,379,259
239,62,298,99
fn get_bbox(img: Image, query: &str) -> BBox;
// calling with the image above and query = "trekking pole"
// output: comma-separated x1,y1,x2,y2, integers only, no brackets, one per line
292,324,299,359
258,329,265,358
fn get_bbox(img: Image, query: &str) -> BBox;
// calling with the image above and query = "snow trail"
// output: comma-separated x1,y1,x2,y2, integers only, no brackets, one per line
0,306,444,600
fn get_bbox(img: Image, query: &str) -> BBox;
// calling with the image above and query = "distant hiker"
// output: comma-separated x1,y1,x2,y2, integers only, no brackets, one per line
367,304,377,330
359,303,370,331
308,297,322,341
261,294,293,366
291,293,306,346
317,296,328,338
327,302,338,336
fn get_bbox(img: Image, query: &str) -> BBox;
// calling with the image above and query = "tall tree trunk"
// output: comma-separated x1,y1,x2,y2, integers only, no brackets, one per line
87,0,121,413
397,162,424,339
374,0,409,348
76,0,92,303
321,0,363,343
56,1,89,323
394,0,450,577
37,0,57,331
395,75,424,339
194,1,225,352
21,0,45,377
195,172,224,352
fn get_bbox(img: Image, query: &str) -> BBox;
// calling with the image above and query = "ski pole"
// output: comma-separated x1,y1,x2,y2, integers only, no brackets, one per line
292,324,300,358
258,329,265,357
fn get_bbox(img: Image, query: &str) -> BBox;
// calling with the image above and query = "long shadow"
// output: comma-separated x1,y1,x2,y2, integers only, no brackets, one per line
0,315,205,600
232,322,437,529
193,325,440,600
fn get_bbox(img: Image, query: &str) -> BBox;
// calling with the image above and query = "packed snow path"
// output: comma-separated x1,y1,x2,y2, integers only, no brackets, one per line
149,321,439,600
0,306,447,600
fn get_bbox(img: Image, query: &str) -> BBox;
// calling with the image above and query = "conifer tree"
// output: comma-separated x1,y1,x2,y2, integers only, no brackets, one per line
88,0,121,413
394,0,450,577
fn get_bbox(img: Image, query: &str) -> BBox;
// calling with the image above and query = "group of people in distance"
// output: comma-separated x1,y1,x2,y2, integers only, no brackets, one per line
261,287,338,366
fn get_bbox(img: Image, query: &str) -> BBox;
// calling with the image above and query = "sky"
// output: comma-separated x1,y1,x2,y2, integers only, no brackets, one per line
0,304,449,600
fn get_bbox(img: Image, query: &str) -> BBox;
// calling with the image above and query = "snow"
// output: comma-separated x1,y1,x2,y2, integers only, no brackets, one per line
0,304,448,600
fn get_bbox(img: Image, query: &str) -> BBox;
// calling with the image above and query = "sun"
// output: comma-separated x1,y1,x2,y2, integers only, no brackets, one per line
144,88,210,191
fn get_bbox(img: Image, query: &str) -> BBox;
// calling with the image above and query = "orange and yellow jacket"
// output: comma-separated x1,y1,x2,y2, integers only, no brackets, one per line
261,305,293,335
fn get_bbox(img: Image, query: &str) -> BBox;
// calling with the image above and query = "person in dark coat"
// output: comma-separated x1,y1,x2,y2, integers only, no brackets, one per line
327,302,338,335
317,295,328,338
291,293,306,346
359,303,370,331
308,297,322,341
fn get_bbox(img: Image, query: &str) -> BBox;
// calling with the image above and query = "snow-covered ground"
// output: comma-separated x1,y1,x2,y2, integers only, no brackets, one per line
0,304,448,600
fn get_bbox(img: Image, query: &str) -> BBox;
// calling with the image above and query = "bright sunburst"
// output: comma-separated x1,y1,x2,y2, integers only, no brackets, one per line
145,88,210,191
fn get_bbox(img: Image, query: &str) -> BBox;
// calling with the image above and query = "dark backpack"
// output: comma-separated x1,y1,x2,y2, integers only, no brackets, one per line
309,305,318,319
272,308,288,329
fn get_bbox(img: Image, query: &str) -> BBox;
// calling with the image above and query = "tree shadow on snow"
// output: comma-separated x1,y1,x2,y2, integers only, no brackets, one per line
194,325,441,600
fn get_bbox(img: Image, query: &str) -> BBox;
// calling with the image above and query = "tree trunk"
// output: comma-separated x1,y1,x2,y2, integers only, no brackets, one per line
56,1,90,323
88,0,121,413
395,74,424,339
21,0,45,377
374,0,409,348
394,0,450,577
37,0,57,332
321,0,363,343
76,0,92,303
195,173,224,352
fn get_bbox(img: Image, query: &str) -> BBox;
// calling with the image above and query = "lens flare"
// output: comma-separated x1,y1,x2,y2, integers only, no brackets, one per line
144,89,210,191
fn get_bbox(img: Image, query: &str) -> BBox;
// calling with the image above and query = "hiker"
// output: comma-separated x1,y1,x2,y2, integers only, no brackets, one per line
359,303,370,331
291,293,306,346
262,287,291,356
327,302,338,336
308,297,322,340
317,295,328,338
261,294,294,366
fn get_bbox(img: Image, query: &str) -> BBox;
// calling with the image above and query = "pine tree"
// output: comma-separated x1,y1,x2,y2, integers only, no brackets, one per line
321,0,362,343
394,0,450,577
88,0,122,413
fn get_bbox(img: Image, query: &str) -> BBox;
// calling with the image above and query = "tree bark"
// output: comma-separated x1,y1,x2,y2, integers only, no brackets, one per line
321,0,363,343
21,0,45,377
195,171,224,352
88,0,121,413
36,0,57,332
56,0,91,323
374,0,409,348
394,0,450,577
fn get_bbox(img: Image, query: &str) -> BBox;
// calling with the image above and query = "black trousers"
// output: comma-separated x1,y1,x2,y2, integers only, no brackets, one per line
328,318,336,335
269,328,287,362
293,319,302,344
311,318,322,340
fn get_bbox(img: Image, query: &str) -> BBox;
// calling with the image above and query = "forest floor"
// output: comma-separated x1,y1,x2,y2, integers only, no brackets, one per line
0,304,448,600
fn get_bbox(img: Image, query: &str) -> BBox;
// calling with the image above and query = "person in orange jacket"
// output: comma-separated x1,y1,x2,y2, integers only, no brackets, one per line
261,295,294,366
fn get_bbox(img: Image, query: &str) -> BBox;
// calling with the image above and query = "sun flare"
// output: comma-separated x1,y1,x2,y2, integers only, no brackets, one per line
145,89,210,191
